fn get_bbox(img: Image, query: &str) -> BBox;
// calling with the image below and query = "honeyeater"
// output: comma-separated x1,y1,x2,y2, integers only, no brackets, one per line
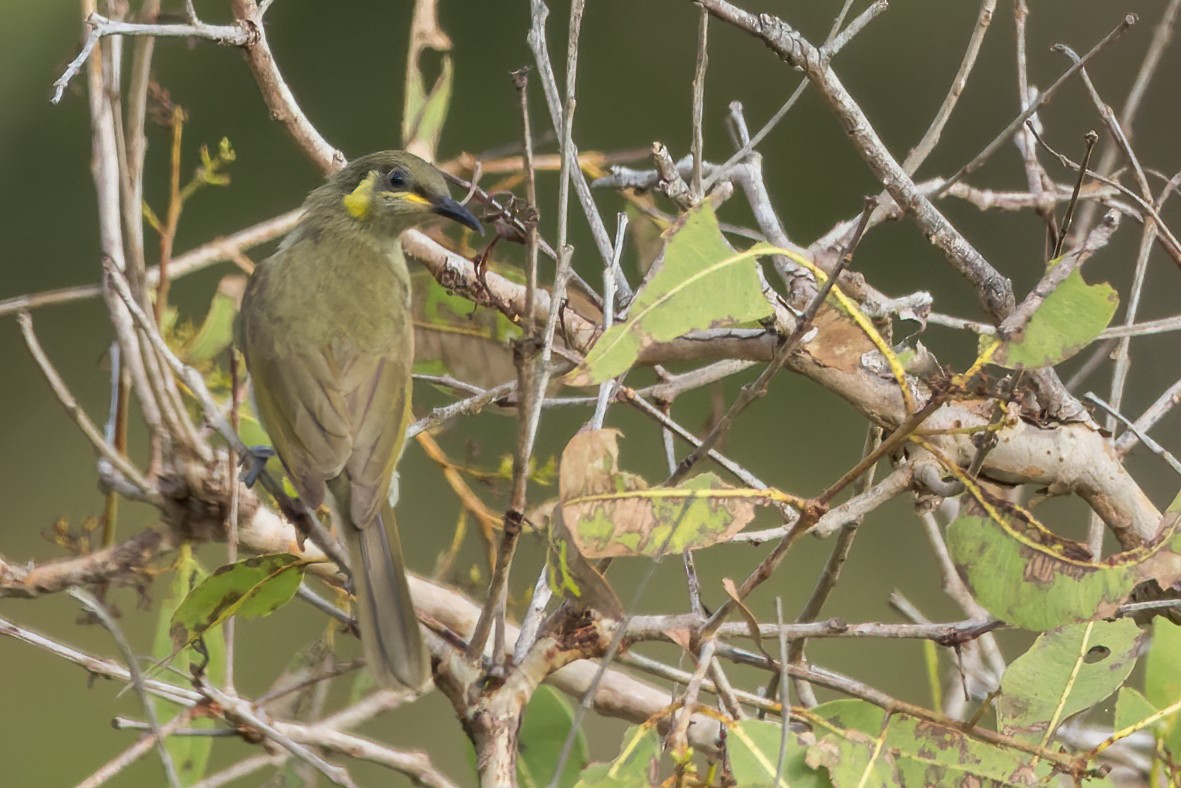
239,151,481,689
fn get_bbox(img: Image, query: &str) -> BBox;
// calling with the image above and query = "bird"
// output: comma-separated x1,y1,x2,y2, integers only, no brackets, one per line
238,150,482,689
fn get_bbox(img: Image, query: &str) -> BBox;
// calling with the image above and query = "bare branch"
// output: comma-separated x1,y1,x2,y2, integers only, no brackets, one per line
52,13,250,104
229,1,345,173
70,587,181,788
698,0,1017,320
17,311,158,501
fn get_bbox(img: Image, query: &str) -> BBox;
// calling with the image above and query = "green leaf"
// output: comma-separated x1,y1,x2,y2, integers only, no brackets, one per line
169,553,304,652
807,730,901,787
180,275,245,365
519,686,589,788
575,725,661,787
412,270,519,387
992,267,1118,369
728,719,829,788
996,619,1144,744
1146,618,1181,755
1114,687,1158,734
151,548,224,785
557,429,757,558
567,203,773,385
808,700,1053,786
946,513,1181,630
1146,619,1181,709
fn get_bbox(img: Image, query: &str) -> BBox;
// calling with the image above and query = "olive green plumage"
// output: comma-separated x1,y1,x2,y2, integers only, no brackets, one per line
239,151,480,689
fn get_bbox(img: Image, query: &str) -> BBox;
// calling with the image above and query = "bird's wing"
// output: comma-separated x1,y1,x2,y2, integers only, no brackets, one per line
247,348,353,510
335,345,413,529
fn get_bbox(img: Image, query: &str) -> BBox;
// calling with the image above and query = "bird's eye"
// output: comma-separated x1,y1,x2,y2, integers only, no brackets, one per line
388,169,407,190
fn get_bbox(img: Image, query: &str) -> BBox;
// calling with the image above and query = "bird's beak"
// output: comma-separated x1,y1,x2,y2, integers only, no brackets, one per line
431,195,483,235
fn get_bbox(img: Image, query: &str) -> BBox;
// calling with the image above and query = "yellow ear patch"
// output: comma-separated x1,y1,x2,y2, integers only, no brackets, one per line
343,172,380,220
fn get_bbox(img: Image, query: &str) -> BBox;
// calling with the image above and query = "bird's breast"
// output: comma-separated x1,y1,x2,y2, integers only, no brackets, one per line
248,234,413,359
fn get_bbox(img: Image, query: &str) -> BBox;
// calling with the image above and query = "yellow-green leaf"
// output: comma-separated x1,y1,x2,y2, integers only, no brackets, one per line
1146,618,1181,755
947,512,1181,631
808,700,1054,786
412,270,519,387
151,548,224,785
518,686,589,788
992,267,1118,369
557,429,757,558
728,719,826,788
169,553,304,652
575,725,662,787
567,203,773,385
180,275,245,364
996,620,1144,743
546,509,624,618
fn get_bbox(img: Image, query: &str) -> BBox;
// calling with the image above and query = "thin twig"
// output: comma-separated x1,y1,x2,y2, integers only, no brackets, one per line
937,14,1137,196
18,311,158,501
1070,0,1181,248
200,681,356,787
52,12,250,103
1086,392,1181,476
1023,121,1181,265
79,711,196,788
700,0,1020,320
1117,375,1181,455
786,426,882,701
774,598,792,778
229,0,345,173
0,206,298,320
915,512,1007,680
70,588,181,788
902,0,996,175
590,213,628,429
527,0,622,292
690,6,708,196
822,0,888,55
1052,131,1099,258
702,0,887,193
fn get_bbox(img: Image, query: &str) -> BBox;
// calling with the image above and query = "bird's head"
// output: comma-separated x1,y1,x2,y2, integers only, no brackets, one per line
313,150,482,238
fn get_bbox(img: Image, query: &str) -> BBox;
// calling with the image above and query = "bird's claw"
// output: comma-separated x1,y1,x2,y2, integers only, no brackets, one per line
241,445,276,488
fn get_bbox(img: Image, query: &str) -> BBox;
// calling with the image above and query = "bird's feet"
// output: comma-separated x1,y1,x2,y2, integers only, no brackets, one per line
241,445,276,488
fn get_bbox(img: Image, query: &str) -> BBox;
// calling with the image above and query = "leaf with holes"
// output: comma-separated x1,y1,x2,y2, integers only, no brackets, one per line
566,203,773,385
996,619,1144,743
557,429,757,558
808,700,1053,786
170,553,305,652
946,512,1181,631
992,266,1118,369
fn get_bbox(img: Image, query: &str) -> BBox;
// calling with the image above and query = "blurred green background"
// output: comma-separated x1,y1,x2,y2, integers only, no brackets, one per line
2,1,1179,785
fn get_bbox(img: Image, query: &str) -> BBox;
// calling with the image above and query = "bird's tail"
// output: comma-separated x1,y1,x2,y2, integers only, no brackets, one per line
344,504,428,690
